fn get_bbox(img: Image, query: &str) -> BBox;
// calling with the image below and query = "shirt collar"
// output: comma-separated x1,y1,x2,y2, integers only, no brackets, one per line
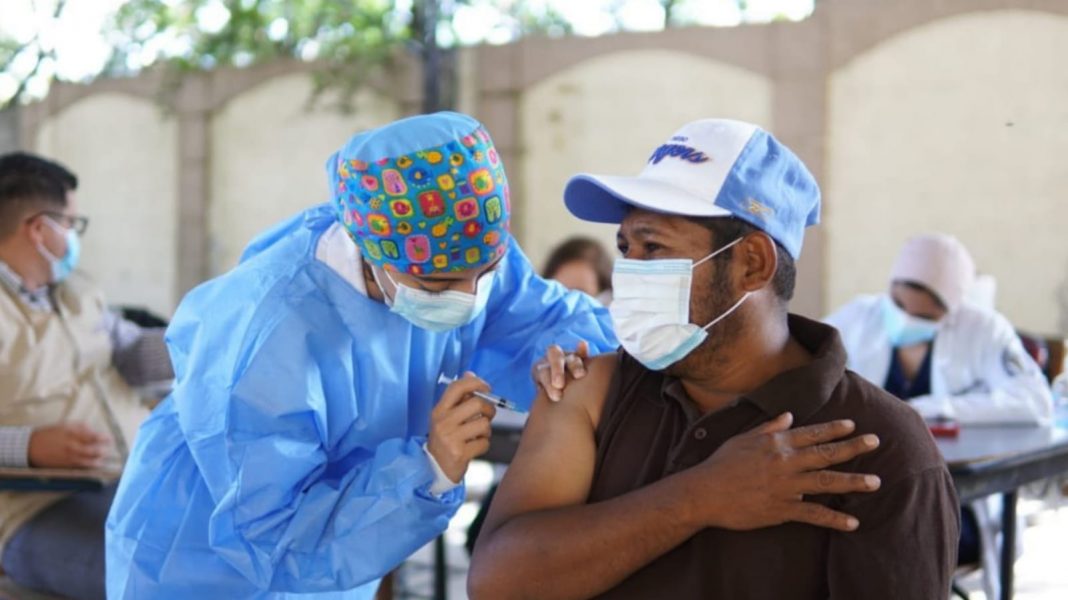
661,314,847,424
315,222,369,297
0,259,54,312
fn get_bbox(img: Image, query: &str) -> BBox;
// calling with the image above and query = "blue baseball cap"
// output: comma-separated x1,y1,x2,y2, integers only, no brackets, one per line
563,119,820,259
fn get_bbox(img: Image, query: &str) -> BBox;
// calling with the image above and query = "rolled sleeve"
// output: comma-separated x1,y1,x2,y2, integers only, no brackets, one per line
105,309,174,387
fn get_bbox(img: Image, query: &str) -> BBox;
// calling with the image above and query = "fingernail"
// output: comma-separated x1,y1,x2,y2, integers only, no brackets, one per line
865,476,881,489
553,376,563,388
551,391,561,401
575,368,586,378
846,517,859,530
863,435,879,448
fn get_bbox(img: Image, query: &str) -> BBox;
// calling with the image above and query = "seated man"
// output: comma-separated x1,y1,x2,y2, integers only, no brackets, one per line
825,233,1053,597
0,152,172,600
469,119,960,599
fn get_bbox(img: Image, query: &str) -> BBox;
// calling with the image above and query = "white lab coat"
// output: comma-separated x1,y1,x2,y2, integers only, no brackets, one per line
826,295,1052,425
826,294,1054,598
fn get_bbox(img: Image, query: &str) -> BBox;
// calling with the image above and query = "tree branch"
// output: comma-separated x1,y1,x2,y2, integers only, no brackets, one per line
1,0,67,107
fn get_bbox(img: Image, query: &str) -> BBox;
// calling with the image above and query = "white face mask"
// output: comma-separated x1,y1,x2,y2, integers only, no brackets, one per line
375,267,494,332
609,238,749,371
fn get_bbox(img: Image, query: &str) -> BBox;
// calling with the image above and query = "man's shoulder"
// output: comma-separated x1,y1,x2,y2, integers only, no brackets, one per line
831,371,936,447
818,371,946,485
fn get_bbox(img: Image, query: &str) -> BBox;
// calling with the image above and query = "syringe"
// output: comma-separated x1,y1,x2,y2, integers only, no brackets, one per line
437,374,525,413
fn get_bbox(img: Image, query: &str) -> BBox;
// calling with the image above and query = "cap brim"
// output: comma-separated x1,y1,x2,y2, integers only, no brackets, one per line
564,174,731,224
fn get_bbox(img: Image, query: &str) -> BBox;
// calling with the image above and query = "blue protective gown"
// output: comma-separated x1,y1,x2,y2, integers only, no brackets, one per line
105,204,616,598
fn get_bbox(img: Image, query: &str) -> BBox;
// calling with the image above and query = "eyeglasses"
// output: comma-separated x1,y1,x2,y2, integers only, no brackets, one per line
32,211,90,235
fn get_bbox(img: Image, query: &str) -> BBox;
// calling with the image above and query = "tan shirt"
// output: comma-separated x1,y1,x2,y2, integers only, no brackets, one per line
0,273,149,553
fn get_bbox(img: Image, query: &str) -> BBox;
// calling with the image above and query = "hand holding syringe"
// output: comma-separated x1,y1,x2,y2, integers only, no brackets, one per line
438,373,525,413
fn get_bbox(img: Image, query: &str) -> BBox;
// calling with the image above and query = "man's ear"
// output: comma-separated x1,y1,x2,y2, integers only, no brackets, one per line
736,232,777,293
22,213,48,247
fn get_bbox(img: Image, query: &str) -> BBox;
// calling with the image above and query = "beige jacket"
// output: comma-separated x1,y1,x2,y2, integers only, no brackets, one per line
0,274,148,554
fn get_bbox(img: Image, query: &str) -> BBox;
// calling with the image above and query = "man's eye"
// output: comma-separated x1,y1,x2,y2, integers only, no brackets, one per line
643,242,663,254
616,243,629,255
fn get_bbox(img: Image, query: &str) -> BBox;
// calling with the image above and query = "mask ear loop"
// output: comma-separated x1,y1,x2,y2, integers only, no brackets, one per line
692,236,750,332
369,265,397,307
35,216,67,263
692,236,744,269
474,269,495,295
700,291,751,332
36,242,60,263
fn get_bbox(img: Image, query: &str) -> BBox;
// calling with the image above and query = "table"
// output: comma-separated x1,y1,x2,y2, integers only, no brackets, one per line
0,467,118,492
937,424,1068,600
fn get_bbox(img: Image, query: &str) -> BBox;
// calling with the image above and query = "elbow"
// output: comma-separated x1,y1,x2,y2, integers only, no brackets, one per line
467,541,520,600
467,555,505,600
466,570,497,600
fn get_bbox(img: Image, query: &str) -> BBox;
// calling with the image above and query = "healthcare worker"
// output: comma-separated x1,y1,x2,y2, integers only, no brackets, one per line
825,232,1053,598
826,233,1051,424
105,112,616,599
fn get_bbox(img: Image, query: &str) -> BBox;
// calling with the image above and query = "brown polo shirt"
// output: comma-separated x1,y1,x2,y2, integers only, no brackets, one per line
588,315,960,599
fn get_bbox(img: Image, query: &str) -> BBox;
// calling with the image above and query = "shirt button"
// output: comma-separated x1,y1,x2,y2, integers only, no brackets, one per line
694,428,708,440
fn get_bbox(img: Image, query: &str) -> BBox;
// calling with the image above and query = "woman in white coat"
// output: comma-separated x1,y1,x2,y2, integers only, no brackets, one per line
826,233,1053,599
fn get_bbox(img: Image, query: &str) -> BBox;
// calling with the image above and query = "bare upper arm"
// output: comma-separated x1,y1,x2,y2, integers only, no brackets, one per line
480,353,618,537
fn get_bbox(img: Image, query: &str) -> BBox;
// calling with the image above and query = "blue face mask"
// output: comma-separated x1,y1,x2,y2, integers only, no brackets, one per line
377,268,494,332
37,218,81,283
881,295,940,347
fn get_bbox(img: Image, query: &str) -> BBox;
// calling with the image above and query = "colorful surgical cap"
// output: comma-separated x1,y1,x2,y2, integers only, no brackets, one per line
327,112,511,275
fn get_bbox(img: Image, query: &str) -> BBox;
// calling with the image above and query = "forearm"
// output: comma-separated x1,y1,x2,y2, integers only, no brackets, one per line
469,472,702,600
912,386,1052,425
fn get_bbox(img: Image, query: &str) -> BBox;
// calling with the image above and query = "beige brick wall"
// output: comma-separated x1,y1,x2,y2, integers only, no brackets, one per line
826,9,1068,333
34,93,179,317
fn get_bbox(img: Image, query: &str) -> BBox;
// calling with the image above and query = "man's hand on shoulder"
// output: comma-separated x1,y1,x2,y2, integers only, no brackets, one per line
680,413,883,532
